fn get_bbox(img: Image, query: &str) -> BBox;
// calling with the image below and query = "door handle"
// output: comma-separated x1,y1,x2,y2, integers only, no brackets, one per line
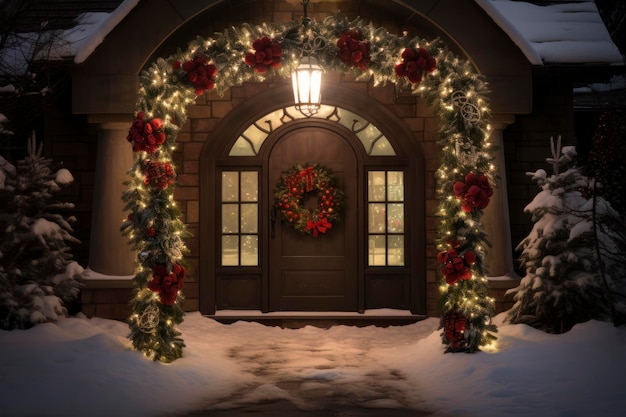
270,205,277,239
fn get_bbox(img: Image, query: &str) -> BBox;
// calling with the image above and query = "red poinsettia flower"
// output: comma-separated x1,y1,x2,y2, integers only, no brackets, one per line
337,31,370,70
126,112,166,153
453,173,493,212
175,56,217,95
245,36,282,73
395,47,436,84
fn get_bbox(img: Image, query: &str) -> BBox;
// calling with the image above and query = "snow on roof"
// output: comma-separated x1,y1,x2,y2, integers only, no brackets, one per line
477,0,624,65
0,0,137,79
0,0,623,72
72,0,140,64
74,0,621,66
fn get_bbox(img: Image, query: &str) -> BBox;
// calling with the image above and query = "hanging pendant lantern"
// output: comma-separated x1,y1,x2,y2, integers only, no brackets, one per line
292,56,322,117
290,0,324,117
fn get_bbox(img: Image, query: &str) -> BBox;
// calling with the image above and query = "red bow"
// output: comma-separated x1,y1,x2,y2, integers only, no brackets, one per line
300,166,314,192
306,218,332,237
437,248,476,285
148,264,185,305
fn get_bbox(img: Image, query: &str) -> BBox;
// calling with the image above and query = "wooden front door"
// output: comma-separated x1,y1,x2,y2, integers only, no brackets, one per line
268,125,358,311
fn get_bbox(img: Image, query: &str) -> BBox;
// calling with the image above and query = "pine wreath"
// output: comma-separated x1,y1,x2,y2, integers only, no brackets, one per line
273,164,344,236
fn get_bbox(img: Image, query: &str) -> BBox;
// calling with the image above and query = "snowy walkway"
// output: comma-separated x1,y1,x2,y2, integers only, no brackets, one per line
183,320,439,416
3,312,625,417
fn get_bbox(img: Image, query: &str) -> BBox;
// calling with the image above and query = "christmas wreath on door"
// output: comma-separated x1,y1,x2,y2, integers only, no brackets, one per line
273,163,344,237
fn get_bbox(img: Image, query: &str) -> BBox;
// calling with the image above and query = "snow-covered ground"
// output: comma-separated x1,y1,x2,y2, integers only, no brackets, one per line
1,311,624,417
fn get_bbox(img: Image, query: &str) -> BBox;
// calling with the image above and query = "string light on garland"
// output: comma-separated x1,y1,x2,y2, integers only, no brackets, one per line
122,10,497,361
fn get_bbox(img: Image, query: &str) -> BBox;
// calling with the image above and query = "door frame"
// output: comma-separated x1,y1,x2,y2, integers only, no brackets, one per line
199,83,426,315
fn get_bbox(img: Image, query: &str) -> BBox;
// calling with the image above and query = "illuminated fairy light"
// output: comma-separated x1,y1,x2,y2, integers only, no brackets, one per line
482,340,499,352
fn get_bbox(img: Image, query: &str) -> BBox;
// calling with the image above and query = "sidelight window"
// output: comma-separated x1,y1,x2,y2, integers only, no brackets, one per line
221,171,259,266
367,170,405,266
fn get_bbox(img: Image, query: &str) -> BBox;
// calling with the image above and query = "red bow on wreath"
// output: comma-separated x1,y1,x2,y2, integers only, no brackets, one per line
300,166,314,192
438,248,476,285
394,47,437,84
149,264,185,306
453,173,493,213
306,218,332,237
127,112,166,154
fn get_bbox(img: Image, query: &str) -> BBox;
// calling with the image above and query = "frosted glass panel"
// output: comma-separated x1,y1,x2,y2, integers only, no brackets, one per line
313,104,337,120
387,203,404,233
241,124,268,154
221,236,239,266
368,203,386,233
387,171,404,201
222,172,238,201
370,137,396,156
368,171,386,201
256,109,284,132
368,235,386,266
336,107,361,132
388,235,405,266
222,204,238,233
229,137,255,156
240,235,258,266
229,106,396,156
240,204,258,233
356,125,382,152
240,172,258,202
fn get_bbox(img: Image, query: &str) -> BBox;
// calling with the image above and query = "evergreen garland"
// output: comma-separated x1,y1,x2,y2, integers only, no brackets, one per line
122,13,496,361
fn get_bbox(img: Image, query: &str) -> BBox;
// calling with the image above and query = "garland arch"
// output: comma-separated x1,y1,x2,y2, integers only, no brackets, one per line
121,13,497,362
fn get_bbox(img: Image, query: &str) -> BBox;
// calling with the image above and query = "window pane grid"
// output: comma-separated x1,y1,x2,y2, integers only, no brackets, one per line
221,171,259,266
367,171,405,266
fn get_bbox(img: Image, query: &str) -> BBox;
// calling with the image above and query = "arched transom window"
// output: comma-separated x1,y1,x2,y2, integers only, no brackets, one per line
229,105,396,156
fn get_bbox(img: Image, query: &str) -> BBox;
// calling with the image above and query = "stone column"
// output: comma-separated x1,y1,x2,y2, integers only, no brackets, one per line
88,117,135,276
482,116,517,278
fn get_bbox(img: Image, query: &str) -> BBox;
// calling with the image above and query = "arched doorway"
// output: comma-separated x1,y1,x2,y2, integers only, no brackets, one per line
201,84,426,315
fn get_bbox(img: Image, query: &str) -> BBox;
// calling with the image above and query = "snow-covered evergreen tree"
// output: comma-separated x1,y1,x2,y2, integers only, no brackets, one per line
0,133,83,330
507,137,625,333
